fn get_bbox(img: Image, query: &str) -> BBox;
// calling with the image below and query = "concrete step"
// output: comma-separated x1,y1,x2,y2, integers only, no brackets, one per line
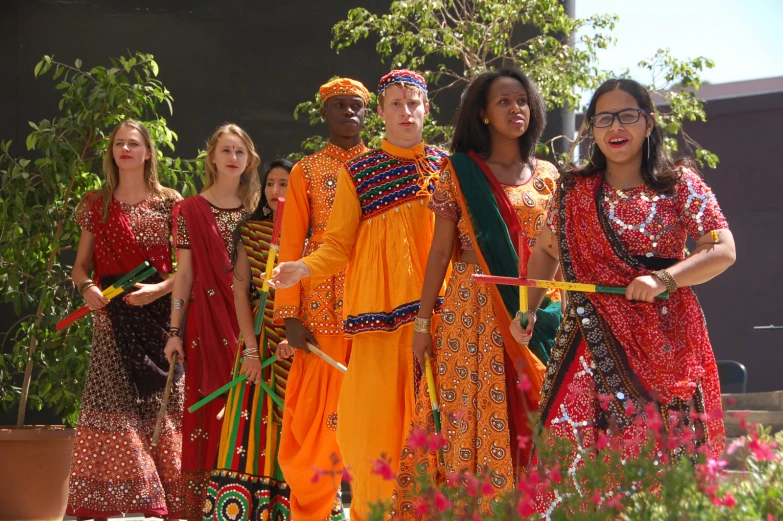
723,391,783,412
724,410,783,438
724,469,751,483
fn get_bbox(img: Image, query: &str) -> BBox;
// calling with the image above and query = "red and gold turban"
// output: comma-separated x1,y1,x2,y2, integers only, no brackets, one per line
319,78,371,106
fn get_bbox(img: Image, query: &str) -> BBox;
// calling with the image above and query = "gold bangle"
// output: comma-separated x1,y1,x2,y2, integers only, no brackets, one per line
79,282,97,295
77,278,95,294
413,317,432,334
652,269,678,294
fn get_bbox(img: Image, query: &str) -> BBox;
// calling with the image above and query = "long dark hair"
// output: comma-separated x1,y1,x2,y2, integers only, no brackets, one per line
231,158,294,267
451,67,547,163
562,78,689,194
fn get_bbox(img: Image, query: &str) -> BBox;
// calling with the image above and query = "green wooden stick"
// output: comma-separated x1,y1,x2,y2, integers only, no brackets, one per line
188,356,278,413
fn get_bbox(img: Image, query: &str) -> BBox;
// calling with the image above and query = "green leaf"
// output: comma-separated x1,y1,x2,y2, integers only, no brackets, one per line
74,58,82,69
34,61,43,77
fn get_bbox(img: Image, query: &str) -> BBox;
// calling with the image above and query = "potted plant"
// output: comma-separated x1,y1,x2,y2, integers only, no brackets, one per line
0,52,200,520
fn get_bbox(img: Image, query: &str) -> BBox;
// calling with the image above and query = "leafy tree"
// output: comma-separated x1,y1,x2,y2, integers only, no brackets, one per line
294,0,717,168
0,52,202,427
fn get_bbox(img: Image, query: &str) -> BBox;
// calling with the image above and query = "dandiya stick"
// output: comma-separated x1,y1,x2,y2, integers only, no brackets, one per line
255,197,286,335
305,342,347,374
471,274,670,300
56,265,158,331
151,352,178,446
424,356,444,464
518,231,530,345
188,356,279,413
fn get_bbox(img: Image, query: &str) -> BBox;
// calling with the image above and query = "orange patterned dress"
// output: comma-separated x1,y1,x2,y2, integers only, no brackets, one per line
390,159,559,519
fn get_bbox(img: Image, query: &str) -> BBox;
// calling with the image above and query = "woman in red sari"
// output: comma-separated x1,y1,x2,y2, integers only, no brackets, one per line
515,79,736,513
67,120,183,519
164,124,261,519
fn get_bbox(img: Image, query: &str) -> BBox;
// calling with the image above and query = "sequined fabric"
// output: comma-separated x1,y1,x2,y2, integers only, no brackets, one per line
547,168,728,258
176,200,247,260
75,194,176,273
429,160,560,303
273,142,368,335
68,194,183,518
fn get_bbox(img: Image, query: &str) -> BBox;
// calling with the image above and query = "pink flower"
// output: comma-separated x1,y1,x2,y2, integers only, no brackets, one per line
480,478,495,496
596,431,611,450
427,432,447,452
748,438,778,461
767,515,777,521
434,490,452,512
597,393,613,411
624,400,636,415
590,491,602,505
517,435,531,450
605,494,623,510
549,463,562,484
517,373,532,392
370,456,396,481
721,493,737,508
342,467,353,483
412,498,429,516
644,402,664,433
517,498,535,518
726,437,746,455
408,426,429,450
465,474,479,497
310,467,325,484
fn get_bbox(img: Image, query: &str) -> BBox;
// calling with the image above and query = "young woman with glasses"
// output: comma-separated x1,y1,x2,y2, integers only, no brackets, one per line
513,78,736,513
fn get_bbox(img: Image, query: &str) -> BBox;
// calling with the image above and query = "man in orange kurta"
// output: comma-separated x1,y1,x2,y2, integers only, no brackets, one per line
271,70,447,521
273,78,370,521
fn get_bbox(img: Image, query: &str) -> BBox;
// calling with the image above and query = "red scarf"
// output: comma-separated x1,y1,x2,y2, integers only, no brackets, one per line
173,196,239,396
90,197,171,281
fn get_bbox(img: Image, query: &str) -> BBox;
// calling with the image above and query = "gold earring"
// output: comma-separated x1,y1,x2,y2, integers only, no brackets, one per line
483,118,489,125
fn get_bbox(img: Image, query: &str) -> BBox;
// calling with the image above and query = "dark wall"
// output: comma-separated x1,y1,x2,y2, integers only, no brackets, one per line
1,0,393,162
683,92,783,392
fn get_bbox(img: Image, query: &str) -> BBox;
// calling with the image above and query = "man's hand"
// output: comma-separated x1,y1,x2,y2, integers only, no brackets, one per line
269,261,311,289
284,318,317,353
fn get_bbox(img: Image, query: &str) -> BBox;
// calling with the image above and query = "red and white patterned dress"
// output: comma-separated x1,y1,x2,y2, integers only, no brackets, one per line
534,168,729,515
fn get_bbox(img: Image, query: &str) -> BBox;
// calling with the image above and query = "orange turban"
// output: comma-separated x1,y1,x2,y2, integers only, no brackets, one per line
319,78,370,106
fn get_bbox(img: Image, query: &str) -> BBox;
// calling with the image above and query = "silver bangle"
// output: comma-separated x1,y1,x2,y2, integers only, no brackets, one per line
242,348,260,360
171,297,185,310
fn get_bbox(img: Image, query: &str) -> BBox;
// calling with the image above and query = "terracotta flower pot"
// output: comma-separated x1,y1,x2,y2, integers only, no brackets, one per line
0,426,75,521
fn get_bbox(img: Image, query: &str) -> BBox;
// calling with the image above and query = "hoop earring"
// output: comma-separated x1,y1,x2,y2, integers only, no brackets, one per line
587,143,597,166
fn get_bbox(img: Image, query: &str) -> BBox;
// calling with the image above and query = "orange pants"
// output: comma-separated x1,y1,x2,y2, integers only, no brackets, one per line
336,326,415,521
278,334,350,521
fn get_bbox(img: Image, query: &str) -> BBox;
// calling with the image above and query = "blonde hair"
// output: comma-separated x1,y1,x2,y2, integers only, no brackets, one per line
203,123,261,212
97,119,180,221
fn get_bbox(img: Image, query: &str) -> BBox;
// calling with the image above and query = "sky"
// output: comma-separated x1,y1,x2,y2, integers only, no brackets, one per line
576,0,783,87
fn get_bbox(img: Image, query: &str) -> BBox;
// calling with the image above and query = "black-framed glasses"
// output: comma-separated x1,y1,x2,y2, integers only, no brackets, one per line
590,108,650,128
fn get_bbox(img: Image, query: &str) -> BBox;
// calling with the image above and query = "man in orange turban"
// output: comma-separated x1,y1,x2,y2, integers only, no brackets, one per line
274,77,370,521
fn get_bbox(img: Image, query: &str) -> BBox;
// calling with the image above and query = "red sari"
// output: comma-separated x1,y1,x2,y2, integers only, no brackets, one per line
533,171,728,513
173,195,242,518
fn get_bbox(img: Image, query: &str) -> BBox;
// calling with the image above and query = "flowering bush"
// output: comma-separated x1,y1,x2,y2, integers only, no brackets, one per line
349,400,783,521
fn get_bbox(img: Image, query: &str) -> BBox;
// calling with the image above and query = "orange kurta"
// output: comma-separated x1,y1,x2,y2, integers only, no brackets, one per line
273,141,367,521
299,139,448,521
